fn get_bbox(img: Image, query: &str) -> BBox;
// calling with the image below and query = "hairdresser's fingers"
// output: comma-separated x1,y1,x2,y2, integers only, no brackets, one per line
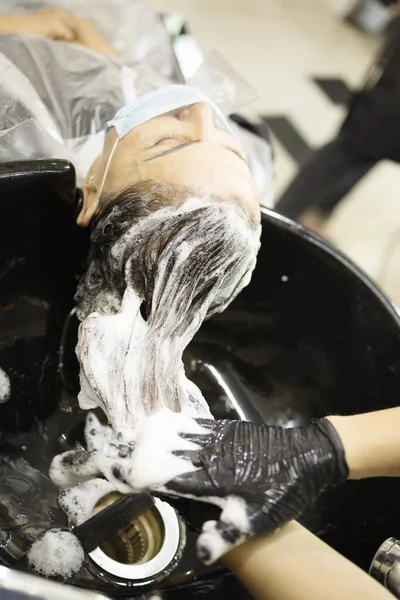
97,458,134,494
165,468,217,498
155,492,221,534
196,518,247,565
194,418,217,430
177,432,214,447
49,449,100,488
101,442,134,461
171,449,203,466
178,418,217,445
93,443,136,493
196,498,253,564
84,412,112,452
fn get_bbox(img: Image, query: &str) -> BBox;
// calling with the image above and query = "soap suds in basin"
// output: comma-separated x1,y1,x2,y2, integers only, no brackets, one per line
58,478,115,526
27,529,85,578
0,367,10,403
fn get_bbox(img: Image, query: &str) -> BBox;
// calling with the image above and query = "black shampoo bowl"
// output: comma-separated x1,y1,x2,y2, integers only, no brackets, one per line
1,160,400,598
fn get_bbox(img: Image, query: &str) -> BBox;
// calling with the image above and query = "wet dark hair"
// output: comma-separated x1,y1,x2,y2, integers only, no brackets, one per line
75,182,260,419
76,182,261,336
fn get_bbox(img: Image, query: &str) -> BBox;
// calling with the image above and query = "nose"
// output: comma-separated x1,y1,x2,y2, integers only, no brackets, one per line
177,102,215,138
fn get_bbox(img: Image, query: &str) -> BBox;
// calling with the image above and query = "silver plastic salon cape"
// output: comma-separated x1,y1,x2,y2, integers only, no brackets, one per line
0,0,273,206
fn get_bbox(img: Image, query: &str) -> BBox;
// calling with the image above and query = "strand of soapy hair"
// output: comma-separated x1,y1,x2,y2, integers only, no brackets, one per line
129,201,259,414
75,187,260,430
132,202,259,326
76,186,259,320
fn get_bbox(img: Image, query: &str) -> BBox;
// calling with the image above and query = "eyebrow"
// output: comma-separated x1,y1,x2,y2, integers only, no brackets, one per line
144,140,249,164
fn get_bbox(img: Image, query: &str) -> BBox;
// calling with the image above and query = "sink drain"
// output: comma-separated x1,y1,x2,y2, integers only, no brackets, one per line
88,493,184,582
95,492,164,564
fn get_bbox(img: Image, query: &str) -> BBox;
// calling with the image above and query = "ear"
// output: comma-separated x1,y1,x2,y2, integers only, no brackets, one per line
77,183,100,227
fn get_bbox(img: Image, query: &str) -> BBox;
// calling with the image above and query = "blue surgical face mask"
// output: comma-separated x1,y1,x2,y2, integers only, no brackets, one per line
106,84,237,139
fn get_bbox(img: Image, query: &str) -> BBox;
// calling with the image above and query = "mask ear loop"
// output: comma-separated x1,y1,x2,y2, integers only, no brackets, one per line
96,137,120,200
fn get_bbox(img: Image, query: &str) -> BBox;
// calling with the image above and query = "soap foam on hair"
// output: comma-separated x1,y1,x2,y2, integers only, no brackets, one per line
75,196,260,438
96,408,209,491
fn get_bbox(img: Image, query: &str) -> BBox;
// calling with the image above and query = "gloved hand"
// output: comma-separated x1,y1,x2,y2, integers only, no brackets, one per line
162,418,349,564
49,409,208,491
50,412,348,566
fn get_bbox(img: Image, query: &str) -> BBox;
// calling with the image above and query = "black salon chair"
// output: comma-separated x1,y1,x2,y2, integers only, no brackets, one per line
1,159,400,598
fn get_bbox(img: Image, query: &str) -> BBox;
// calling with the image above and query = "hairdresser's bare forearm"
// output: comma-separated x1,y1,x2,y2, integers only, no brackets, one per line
223,522,392,600
328,407,400,479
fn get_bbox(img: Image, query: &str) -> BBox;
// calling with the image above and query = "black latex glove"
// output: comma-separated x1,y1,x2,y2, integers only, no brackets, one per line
163,418,349,564
50,413,348,565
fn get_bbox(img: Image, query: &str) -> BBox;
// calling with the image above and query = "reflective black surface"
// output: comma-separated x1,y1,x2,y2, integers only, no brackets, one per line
1,160,400,597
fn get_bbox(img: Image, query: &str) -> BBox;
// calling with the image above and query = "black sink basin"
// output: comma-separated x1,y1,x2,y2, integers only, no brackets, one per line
1,159,400,598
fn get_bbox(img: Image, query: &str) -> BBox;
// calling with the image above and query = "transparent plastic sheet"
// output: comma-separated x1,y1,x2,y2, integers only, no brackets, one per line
230,122,274,208
186,50,259,115
0,0,177,79
0,15,273,200
0,34,171,184
0,36,125,140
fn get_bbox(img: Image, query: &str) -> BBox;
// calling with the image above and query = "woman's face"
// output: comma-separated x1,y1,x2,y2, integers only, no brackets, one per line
79,102,259,226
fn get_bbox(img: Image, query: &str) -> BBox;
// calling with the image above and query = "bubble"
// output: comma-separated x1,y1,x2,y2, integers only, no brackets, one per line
27,529,84,579
0,368,10,403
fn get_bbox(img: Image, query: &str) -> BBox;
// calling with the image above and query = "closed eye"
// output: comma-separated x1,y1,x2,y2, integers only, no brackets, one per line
149,135,184,148
145,139,249,164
